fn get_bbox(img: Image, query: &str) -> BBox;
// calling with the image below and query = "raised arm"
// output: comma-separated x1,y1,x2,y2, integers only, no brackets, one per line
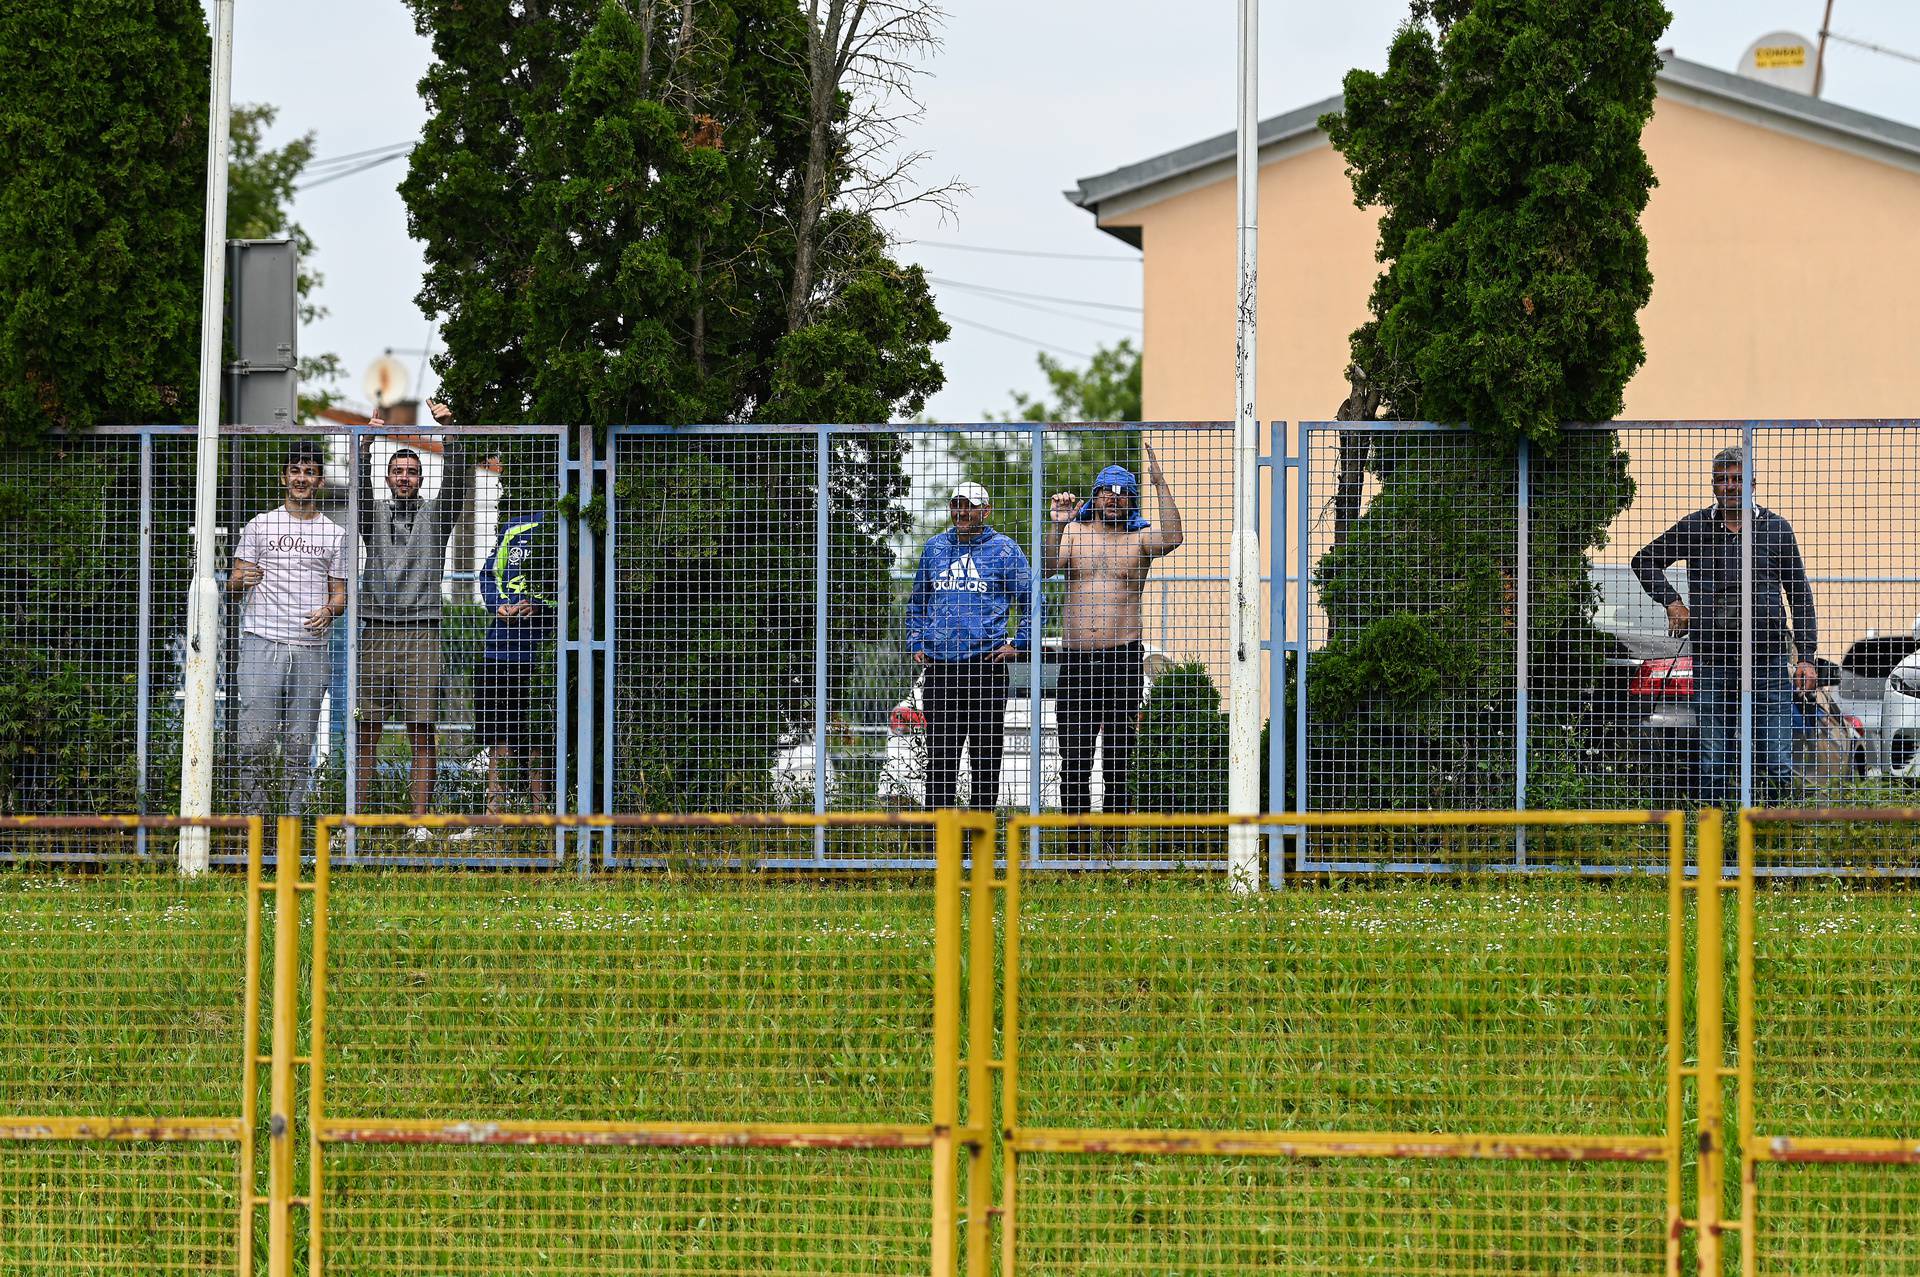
1140,441,1183,558
428,402,471,541
1042,492,1076,576
357,432,377,533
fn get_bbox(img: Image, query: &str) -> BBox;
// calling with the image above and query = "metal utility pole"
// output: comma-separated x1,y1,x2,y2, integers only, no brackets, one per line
1227,0,1262,891
1815,0,1836,97
179,0,238,874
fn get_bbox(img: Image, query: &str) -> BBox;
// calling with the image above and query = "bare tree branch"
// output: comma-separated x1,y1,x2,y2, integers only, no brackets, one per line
786,0,959,334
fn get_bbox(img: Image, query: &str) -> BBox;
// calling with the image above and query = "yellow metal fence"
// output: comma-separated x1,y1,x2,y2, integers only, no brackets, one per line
0,816,265,1276
6,809,1920,1274
1736,808,1920,1274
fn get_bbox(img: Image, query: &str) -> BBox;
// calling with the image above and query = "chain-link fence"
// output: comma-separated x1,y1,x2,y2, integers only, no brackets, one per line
606,423,1233,856
1000,810,1688,1275
1293,420,1920,869
1737,809,1920,1272
0,425,571,863
0,816,263,1275
306,811,991,1277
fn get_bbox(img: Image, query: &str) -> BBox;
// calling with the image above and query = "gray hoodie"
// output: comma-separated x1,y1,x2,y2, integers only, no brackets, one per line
357,437,472,623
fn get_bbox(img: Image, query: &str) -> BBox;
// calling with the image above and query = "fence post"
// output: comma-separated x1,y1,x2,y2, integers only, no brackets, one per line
1739,422,1754,808
267,816,300,1277
1267,421,1289,888
1515,439,1530,863
1697,808,1728,1276
1000,816,1023,1277
814,427,831,862
178,0,235,877
1028,426,1044,843
1665,809,1687,1277
1736,810,1757,1277
559,427,580,867
1294,428,1310,821
343,432,361,832
931,811,962,1277
136,432,153,859
965,815,995,1277
575,426,596,870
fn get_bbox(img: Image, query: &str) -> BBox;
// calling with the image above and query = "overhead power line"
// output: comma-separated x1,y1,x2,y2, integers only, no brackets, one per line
927,276,1142,313
297,150,412,191
936,283,1141,335
911,238,1140,263
942,314,1093,361
1824,30,1920,67
301,139,418,170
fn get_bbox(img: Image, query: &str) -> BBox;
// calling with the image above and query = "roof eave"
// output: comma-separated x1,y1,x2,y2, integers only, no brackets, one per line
1065,52,1920,222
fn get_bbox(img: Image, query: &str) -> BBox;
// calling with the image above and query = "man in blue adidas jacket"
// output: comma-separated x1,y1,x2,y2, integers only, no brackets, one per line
906,482,1036,809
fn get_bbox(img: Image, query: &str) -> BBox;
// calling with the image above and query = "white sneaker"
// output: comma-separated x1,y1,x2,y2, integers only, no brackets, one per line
446,826,483,843
409,826,434,844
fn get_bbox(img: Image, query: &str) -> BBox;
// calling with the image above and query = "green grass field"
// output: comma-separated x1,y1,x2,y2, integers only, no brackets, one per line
2,854,1918,1274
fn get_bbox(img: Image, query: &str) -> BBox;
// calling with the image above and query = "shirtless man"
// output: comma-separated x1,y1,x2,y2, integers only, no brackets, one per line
1042,442,1183,813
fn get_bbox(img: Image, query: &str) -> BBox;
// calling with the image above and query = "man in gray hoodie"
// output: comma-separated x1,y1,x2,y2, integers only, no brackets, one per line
356,401,471,817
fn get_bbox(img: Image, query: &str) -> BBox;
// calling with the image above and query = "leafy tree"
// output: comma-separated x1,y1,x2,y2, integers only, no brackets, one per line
1313,0,1667,808
934,339,1143,561
0,0,343,810
402,0,948,810
0,0,209,441
990,338,1141,424
0,1,203,810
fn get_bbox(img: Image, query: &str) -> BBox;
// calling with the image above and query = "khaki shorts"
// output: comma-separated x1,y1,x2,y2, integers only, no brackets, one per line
359,623,442,725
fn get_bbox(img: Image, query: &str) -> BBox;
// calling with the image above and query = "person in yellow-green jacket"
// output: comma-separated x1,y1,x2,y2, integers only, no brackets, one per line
472,505,556,814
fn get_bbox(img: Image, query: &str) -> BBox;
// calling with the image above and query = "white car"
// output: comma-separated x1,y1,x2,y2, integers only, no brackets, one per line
879,639,1168,809
1875,647,1920,779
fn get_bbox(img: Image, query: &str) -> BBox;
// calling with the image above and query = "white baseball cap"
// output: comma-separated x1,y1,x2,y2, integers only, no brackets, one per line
950,482,990,506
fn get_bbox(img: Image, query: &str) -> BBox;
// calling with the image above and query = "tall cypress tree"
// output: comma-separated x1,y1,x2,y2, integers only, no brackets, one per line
0,0,209,439
1313,0,1669,808
402,0,948,809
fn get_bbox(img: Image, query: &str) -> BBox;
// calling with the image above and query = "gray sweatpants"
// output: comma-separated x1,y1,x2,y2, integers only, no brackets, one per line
236,633,331,814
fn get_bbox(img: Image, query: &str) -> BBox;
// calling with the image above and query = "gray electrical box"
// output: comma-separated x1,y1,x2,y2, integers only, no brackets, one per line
224,238,299,425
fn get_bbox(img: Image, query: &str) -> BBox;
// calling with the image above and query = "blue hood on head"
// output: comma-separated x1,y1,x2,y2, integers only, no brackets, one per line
1075,465,1150,530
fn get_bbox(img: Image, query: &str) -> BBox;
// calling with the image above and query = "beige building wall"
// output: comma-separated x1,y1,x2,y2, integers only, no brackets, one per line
1102,91,1920,675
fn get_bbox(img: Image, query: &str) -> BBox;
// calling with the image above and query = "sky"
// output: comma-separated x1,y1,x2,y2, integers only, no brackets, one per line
217,1,1920,423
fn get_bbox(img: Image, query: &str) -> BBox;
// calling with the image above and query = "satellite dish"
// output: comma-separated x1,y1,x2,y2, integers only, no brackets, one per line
1736,32,1818,95
363,355,410,409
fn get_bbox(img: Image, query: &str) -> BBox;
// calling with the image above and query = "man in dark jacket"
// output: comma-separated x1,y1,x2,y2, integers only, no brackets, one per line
471,505,556,814
356,402,471,820
906,482,1035,810
1631,446,1817,804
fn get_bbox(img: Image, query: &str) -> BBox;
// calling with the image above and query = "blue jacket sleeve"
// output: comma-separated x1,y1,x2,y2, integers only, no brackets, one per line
479,529,506,613
906,545,933,657
1005,542,1036,651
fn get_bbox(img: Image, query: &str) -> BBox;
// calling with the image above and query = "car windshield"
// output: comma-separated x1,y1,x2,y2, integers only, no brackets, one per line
1592,563,1686,634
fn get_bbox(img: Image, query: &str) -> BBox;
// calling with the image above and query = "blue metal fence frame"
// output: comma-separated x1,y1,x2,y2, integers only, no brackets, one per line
1291,419,1920,876
602,422,1238,871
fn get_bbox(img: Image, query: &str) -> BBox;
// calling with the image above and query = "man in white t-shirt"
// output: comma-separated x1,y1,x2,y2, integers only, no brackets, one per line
228,439,348,812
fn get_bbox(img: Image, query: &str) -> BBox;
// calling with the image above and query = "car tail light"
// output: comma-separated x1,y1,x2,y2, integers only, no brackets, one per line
1847,716,1865,737
1629,656,1693,698
890,706,926,735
